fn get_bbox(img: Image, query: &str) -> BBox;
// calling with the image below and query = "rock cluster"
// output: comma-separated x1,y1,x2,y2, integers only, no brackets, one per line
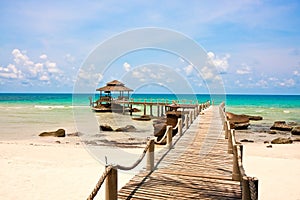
99,124,136,132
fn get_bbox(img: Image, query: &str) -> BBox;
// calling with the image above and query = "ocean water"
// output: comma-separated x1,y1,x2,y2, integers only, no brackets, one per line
0,93,299,140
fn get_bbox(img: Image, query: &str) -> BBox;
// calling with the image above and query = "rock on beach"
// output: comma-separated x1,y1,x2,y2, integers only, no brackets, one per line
39,129,66,137
271,137,293,144
270,121,293,131
291,126,300,135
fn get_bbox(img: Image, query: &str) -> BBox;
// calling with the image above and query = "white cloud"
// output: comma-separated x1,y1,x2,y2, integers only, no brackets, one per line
0,64,23,79
39,74,50,81
64,54,75,63
207,52,230,73
256,79,268,88
200,66,214,80
40,54,48,60
184,64,194,76
236,64,252,75
123,62,131,72
278,78,295,87
294,70,300,76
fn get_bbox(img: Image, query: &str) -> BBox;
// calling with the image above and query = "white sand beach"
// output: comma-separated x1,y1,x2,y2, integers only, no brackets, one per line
243,143,300,200
0,137,139,200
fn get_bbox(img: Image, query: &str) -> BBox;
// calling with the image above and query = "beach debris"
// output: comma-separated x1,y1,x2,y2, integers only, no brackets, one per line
100,124,114,131
271,137,293,144
291,126,300,135
270,121,293,131
39,129,66,137
240,139,254,143
115,125,136,132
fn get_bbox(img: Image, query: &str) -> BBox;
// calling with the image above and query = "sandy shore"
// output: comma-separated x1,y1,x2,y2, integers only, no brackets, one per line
0,137,139,200
243,143,300,200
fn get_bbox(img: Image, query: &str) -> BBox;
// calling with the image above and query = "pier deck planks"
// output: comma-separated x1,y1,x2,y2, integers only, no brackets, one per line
118,106,241,199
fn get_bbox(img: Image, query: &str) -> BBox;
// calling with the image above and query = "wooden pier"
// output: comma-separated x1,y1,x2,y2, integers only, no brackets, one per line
118,105,241,199
87,103,258,200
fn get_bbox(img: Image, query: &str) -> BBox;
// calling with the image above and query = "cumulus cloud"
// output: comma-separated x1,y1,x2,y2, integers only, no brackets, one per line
0,48,65,88
0,64,23,79
278,78,295,87
236,64,252,75
184,64,194,76
40,54,48,60
207,52,230,74
294,70,300,76
123,62,131,72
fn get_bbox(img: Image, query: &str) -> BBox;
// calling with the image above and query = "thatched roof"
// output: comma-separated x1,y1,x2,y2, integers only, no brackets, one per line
96,80,133,92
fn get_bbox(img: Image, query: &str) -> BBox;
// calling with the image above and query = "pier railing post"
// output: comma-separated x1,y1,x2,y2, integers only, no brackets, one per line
189,111,193,125
105,166,118,200
185,114,189,130
178,118,183,136
242,176,251,200
225,121,230,139
166,125,173,149
194,108,196,120
232,144,239,181
228,129,234,154
146,139,155,171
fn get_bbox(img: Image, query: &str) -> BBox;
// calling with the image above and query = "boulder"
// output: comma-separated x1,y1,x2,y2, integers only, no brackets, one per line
291,126,300,135
115,125,136,132
100,125,114,131
226,112,250,129
39,129,66,137
271,137,293,144
270,121,293,131
245,115,263,121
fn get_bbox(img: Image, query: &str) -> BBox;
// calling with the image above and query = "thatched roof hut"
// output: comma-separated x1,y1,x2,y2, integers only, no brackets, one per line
96,80,133,100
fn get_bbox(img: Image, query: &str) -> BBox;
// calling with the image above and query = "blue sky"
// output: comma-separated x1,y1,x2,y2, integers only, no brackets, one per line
0,0,300,94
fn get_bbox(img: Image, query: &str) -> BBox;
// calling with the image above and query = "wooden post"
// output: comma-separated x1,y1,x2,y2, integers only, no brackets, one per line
161,105,164,116
146,139,155,171
232,145,239,181
189,111,193,125
242,176,251,200
105,167,117,200
129,104,133,116
193,108,196,120
228,129,233,154
185,114,189,130
178,118,183,136
143,104,146,115
157,105,160,117
150,105,153,116
166,125,173,149
224,121,229,139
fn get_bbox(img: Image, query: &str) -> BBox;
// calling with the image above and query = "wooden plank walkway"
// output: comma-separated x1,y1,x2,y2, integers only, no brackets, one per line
118,106,242,199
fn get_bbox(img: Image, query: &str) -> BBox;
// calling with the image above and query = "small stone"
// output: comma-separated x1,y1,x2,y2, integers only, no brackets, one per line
271,137,293,144
240,139,254,143
55,141,61,144
266,145,272,148
291,127,300,135
269,130,277,134
39,129,66,137
100,124,114,131
264,141,269,144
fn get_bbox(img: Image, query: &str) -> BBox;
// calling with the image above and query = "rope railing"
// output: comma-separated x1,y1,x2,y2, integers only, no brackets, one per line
87,102,210,200
219,103,259,200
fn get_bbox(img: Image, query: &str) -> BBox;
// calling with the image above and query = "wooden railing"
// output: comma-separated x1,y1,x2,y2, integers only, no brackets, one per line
219,103,259,200
87,101,211,200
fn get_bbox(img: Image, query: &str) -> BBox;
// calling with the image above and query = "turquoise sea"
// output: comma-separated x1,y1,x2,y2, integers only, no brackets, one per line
0,93,299,140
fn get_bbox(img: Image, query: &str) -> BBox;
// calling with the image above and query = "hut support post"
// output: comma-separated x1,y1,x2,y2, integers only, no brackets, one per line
166,125,173,149
157,105,160,117
143,104,146,115
150,105,153,116
105,167,117,200
146,139,155,171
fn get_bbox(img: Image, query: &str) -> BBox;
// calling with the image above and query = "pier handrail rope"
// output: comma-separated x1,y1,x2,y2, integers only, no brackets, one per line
114,139,152,171
87,165,113,200
87,102,207,200
219,102,259,200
